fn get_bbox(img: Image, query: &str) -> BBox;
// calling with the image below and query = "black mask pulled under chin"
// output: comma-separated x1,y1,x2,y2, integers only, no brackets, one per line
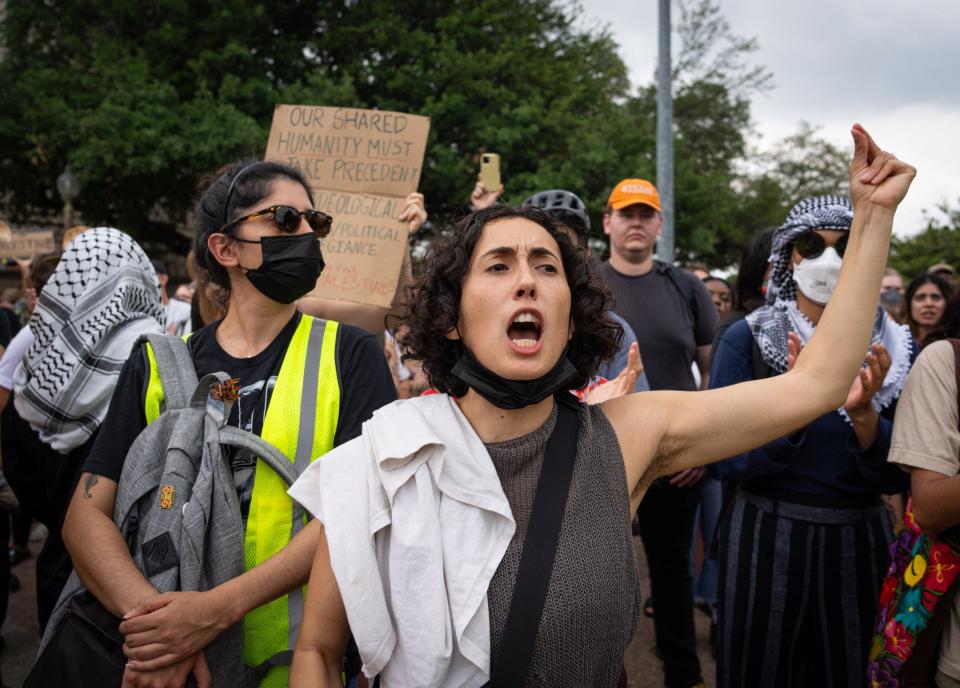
450,346,579,410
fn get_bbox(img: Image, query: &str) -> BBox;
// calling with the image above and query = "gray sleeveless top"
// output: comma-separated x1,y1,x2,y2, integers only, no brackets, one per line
484,403,641,687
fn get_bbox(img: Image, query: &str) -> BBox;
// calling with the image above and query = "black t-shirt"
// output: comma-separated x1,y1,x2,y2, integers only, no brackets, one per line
0,306,17,349
83,313,396,519
598,262,718,391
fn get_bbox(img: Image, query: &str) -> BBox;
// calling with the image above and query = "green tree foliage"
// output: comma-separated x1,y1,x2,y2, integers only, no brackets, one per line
0,0,630,249
664,0,780,266
759,121,850,204
312,0,634,228
674,0,774,96
0,0,890,271
0,0,359,241
890,201,960,279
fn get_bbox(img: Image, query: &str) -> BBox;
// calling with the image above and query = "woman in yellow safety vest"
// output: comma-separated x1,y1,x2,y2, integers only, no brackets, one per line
63,159,421,687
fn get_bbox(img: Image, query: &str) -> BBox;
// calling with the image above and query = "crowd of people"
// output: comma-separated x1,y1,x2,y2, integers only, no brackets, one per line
0,122,955,688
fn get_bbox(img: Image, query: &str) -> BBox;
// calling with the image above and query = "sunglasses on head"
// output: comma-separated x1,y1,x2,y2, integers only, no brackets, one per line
793,231,848,259
220,205,333,238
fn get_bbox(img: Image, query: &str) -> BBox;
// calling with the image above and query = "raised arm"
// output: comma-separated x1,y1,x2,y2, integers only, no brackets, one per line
605,124,916,501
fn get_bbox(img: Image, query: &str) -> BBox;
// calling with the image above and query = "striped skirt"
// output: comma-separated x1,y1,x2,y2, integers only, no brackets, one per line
716,491,893,688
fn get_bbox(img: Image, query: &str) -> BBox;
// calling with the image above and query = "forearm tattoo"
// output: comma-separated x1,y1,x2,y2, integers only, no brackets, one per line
82,474,100,499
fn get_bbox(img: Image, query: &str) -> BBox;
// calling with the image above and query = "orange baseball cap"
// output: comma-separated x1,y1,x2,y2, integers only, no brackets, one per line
607,178,662,212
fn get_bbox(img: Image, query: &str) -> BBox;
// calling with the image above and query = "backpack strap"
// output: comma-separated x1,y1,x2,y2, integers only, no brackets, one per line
187,372,302,488
247,650,294,683
141,333,198,412
219,426,299,488
657,260,700,324
488,396,580,686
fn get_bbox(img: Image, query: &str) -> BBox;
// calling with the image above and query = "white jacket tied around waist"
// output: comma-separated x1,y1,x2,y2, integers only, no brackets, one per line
287,393,516,687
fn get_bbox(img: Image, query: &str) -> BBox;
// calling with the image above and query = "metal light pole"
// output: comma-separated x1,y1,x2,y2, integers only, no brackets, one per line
656,0,675,264
57,168,79,231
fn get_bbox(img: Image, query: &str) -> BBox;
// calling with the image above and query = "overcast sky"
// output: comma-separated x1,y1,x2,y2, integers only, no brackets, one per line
582,0,959,236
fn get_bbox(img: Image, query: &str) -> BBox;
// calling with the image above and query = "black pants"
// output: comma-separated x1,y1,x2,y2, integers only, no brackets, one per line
716,491,892,688
3,408,88,633
0,511,9,630
637,479,703,687
12,511,31,547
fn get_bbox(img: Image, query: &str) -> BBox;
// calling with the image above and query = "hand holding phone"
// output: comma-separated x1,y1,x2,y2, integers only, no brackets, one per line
479,153,501,194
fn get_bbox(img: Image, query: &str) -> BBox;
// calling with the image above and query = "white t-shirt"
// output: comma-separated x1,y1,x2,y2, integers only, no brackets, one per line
0,327,34,390
889,340,960,680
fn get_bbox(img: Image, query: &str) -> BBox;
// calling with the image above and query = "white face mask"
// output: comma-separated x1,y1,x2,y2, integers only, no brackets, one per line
792,247,843,305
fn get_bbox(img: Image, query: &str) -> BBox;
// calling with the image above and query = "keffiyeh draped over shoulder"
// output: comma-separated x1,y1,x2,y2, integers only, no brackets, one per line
745,195,912,421
14,227,164,453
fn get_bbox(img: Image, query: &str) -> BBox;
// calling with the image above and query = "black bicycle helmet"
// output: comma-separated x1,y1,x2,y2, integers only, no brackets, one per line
522,189,590,240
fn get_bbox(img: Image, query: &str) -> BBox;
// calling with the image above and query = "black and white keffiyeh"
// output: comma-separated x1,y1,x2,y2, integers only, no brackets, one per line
765,194,854,305
14,227,164,453
745,195,912,421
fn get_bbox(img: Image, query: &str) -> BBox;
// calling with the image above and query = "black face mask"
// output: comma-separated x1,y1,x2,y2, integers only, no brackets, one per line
450,346,579,409
240,233,325,304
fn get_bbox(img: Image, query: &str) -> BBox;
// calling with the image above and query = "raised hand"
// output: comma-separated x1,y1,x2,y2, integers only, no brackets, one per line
588,342,643,405
397,192,427,233
849,124,916,212
786,332,803,371
668,467,705,488
470,181,504,211
844,342,891,415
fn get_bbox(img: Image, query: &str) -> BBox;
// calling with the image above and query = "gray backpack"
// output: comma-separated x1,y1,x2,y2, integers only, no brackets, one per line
36,334,304,686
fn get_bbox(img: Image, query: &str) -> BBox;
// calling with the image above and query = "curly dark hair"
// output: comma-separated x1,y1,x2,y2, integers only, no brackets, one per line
398,205,622,397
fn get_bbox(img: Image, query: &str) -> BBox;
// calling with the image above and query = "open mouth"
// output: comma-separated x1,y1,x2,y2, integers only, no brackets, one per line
507,312,542,350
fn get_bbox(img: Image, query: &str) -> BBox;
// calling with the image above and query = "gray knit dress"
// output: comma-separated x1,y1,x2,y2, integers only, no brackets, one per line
484,403,641,687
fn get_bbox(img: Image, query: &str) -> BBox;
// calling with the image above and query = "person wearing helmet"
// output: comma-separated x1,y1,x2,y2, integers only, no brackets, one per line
521,189,591,243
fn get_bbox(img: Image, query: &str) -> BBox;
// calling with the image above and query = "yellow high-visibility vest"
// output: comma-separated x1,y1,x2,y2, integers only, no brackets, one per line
144,315,341,687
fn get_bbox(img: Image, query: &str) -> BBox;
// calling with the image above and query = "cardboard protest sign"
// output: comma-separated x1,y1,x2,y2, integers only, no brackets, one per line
265,105,430,308
0,231,56,260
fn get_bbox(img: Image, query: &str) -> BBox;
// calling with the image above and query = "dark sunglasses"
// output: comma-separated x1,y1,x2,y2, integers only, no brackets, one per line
220,205,333,238
793,231,848,259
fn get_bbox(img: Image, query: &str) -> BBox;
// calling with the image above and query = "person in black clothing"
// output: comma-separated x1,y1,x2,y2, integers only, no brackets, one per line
5,233,163,632
598,178,717,688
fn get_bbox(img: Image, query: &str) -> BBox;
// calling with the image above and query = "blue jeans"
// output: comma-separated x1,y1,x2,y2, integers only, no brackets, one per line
689,476,721,606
